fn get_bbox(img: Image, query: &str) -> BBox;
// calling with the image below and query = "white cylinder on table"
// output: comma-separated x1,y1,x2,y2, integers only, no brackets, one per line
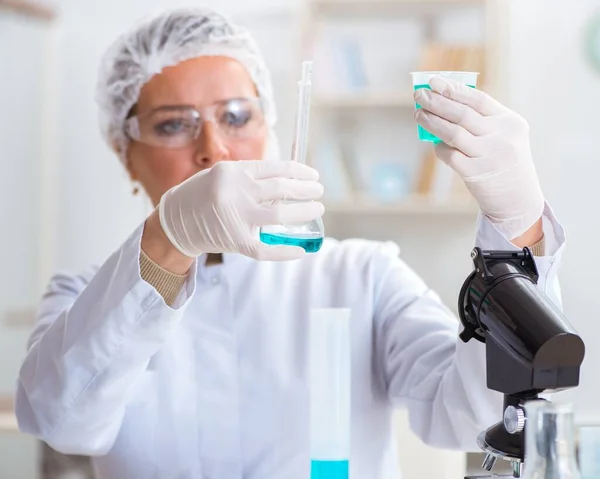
309,308,351,479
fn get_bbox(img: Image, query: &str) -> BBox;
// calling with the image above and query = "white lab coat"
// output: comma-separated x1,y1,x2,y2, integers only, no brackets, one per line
16,203,565,479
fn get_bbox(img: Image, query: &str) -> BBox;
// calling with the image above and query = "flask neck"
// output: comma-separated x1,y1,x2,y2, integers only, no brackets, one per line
523,401,580,479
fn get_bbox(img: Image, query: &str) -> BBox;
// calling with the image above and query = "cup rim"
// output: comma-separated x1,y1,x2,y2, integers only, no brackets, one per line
410,71,480,75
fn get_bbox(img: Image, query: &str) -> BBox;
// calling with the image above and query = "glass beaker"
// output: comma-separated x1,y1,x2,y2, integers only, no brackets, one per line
259,61,325,254
410,71,479,144
522,400,581,479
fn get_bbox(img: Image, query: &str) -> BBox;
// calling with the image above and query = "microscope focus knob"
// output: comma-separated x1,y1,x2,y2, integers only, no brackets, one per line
503,406,526,434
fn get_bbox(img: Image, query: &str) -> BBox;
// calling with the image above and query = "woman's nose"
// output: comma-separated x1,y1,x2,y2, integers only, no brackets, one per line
193,121,230,167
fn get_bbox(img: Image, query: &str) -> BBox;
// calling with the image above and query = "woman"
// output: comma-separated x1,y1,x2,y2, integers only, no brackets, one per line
16,7,565,479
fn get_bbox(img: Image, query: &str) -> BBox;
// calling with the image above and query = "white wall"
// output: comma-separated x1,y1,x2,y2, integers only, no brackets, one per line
0,11,51,479
0,8,45,396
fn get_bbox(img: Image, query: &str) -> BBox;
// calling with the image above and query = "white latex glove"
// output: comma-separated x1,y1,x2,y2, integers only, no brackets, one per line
158,160,324,261
413,76,545,240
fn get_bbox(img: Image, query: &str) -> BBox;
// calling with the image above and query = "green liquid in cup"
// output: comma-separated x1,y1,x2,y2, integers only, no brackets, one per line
414,83,476,144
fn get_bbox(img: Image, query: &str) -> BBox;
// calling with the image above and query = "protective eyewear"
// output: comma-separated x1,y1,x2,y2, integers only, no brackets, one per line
124,97,266,148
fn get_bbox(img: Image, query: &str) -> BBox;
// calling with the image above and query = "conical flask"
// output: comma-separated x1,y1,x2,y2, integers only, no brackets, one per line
522,400,581,479
259,61,325,253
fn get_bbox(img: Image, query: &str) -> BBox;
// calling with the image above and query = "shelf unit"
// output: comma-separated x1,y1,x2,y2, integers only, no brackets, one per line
0,396,17,434
309,0,485,15
324,194,478,215
311,0,484,5
299,0,498,215
314,92,414,109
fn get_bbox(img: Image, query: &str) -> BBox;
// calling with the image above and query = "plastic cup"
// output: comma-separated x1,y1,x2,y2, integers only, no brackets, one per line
410,71,479,144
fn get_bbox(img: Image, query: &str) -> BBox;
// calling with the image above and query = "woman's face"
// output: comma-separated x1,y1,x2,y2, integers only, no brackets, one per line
126,56,268,206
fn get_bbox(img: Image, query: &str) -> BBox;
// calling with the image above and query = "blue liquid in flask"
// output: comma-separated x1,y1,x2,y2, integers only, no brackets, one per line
259,232,323,253
310,459,349,479
259,61,325,253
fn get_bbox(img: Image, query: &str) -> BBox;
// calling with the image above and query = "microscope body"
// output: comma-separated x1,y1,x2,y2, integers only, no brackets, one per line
458,247,585,478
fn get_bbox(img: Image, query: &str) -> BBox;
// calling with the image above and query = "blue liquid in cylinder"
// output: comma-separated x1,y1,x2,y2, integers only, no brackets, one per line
259,232,323,253
310,460,349,479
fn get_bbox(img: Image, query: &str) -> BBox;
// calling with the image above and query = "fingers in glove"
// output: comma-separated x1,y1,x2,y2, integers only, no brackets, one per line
255,200,325,226
246,159,320,181
414,109,486,158
435,143,475,178
242,241,306,261
429,76,508,117
414,88,489,136
256,178,324,202
435,142,509,178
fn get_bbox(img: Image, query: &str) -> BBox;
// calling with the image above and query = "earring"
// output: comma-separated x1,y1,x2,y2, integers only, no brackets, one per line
132,181,141,196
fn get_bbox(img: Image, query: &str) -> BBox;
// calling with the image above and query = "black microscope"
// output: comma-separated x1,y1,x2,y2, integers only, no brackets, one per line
458,246,586,479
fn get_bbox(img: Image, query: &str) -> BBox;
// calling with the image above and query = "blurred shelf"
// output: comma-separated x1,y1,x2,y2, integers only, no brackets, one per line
3,308,36,328
0,411,17,433
312,0,483,4
323,195,479,215
0,396,17,434
309,0,484,14
314,92,414,109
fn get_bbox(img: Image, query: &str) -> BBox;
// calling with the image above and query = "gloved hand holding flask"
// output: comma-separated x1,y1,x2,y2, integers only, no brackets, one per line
158,159,324,261
259,61,326,253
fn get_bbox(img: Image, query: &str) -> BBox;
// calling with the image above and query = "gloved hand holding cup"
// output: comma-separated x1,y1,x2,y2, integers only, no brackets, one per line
411,71,479,143
410,72,545,241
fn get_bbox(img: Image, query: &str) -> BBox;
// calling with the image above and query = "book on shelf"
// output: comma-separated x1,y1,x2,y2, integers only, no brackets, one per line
313,33,368,95
417,42,486,86
310,139,354,203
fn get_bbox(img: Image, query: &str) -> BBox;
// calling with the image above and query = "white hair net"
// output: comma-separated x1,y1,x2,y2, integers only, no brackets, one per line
95,7,280,164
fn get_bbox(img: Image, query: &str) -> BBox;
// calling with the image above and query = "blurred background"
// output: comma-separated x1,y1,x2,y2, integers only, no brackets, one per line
1,0,600,477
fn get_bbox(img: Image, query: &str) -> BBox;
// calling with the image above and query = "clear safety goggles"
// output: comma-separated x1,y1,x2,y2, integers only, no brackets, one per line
124,97,266,148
